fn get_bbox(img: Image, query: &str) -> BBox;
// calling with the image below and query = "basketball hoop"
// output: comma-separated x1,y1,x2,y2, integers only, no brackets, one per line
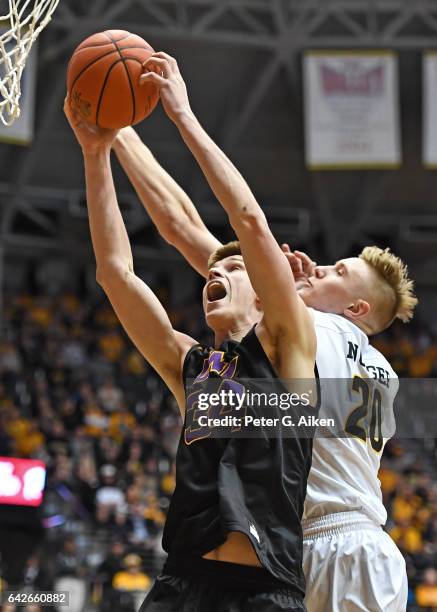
0,0,60,126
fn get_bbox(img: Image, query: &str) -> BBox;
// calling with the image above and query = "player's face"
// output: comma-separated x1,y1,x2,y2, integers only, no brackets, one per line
203,255,260,330
297,257,372,315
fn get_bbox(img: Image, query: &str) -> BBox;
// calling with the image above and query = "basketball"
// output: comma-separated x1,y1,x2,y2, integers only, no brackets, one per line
66,30,160,129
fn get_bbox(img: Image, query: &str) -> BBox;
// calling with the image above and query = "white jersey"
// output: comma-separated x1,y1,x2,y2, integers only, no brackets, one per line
304,309,399,525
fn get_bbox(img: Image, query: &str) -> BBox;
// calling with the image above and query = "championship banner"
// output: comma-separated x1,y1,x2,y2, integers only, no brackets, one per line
303,51,401,170
423,52,437,168
0,30,37,144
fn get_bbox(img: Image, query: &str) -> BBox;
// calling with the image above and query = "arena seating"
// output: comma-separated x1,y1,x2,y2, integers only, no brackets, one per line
1,290,436,611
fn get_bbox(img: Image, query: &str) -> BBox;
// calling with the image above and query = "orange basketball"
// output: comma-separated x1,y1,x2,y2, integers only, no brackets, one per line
66,30,160,129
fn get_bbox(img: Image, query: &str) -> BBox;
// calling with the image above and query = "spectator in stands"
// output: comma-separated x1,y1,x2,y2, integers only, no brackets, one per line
83,403,108,439
0,340,22,375
108,404,136,443
95,464,127,527
61,336,88,370
143,493,165,536
98,330,125,364
125,502,150,546
73,450,98,515
44,419,69,457
97,376,123,413
51,454,74,487
379,456,399,504
22,553,52,591
124,440,145,476
393,481,423,524
59,397,83,433
112,553,151,612
96,539,127,611
53,537,87,612
415,567,437,609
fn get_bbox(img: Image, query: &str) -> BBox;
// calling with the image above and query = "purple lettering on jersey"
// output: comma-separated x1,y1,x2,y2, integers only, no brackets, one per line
185,351,243,443
194,351,238,383
185,389,211,444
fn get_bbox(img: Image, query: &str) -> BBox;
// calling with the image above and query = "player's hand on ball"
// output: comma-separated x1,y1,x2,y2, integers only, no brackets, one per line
140,52,191,123
64,94,119,153
282,244,317,287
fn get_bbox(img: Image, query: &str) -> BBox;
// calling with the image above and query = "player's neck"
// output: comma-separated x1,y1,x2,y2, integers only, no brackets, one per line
214,323,254,347
339,313,370,336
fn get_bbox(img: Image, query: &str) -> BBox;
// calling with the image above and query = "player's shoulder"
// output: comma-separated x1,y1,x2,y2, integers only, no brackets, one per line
310,308,368,340
309,309,398,382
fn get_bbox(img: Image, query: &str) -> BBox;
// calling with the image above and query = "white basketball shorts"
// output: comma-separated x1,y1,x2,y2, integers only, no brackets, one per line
302,511,408,612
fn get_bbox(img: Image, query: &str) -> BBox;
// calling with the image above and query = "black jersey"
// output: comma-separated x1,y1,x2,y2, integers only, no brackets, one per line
162,326,319,594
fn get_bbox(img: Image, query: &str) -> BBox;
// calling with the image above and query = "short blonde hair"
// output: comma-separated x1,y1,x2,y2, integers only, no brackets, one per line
208,241,241,269
359,246,418,332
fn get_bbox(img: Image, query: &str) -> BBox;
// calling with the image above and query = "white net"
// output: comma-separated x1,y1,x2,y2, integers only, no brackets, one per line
0,0,60,126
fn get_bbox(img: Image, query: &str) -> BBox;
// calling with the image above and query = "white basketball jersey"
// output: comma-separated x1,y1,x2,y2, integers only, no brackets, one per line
304,309,399,525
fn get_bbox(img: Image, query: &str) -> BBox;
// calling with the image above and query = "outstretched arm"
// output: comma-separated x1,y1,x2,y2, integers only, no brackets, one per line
141,54,315,356
113,129,317,283
64,99,196,410
113,127,221,277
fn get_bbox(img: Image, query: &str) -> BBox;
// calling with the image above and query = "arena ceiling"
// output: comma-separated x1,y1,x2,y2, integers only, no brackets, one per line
1,0,437,286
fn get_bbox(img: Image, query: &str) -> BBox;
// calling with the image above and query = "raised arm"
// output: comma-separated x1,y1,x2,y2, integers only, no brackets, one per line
64,99,196,410
141,54,315,355
113,127,221,277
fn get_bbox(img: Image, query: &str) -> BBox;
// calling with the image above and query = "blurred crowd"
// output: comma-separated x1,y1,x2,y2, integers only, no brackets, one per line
372,322,437,612
0,289,436,611
380,443,437,610
0,288,206,611
373,323,437,379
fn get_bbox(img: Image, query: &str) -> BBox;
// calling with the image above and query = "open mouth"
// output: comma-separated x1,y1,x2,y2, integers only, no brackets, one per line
207,280,227,302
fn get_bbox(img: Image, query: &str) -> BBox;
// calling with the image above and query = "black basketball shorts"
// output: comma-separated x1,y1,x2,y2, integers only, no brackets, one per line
138,556,306,612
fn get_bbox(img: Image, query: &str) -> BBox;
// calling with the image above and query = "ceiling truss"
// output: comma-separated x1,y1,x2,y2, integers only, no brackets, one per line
42,0,437,61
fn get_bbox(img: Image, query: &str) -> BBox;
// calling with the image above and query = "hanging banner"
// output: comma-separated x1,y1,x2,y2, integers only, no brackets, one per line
0,29,37,145
303,51,401,170
423,52,437,168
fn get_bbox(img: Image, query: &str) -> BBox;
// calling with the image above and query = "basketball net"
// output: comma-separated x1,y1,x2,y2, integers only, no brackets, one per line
0,0,60,126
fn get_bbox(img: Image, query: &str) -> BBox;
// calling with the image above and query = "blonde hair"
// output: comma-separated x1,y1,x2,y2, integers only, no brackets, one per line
359,246,418,331
208,241,241,269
